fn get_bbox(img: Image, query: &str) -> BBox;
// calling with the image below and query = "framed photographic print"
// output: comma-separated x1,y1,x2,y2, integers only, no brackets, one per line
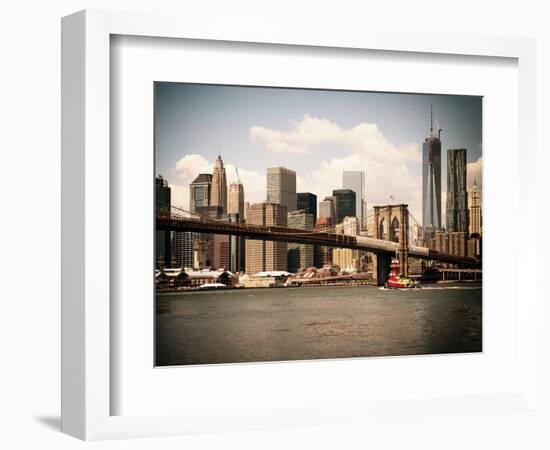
62,9,538,441
153,82,483,367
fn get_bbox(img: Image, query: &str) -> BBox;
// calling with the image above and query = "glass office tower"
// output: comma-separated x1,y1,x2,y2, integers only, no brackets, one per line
422,107,442,240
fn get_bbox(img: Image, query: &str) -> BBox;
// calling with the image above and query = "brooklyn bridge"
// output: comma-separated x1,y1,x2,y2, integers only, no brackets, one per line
156,203,481,284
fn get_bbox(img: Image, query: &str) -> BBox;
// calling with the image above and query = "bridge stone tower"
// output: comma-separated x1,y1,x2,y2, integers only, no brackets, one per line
373,204,409,284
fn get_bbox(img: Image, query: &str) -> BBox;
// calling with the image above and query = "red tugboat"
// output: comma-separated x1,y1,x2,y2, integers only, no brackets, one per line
385,258,420,289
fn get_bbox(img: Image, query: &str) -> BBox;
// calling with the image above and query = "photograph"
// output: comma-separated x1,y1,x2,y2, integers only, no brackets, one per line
154,82,483,366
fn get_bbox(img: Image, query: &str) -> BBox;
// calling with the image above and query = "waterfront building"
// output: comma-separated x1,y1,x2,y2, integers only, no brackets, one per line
332,189,356,224
239,271,290,288
185,269,236,287
245,203,288,274
446,148,468,232
266,167,297,212
171,231,201,268
287,209,314,273
155,267,188,289
468,236,482,258
332,248,362,273
193,239,209,269
429,230,468,258
155,267,237,289
449,232,468,258
422,106,442,239
296,192,317,222
189,173,212,213
155,175,172,268
469,179,482,236
211,154,228,213
343,171,366,230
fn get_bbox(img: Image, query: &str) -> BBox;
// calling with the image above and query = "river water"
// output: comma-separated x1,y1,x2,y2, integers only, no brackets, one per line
155,284,482,366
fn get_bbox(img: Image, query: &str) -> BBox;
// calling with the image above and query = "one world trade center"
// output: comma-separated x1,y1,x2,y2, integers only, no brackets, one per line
422,106,442,242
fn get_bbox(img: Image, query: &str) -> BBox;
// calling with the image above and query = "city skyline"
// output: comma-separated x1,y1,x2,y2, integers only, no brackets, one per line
155,83,482,222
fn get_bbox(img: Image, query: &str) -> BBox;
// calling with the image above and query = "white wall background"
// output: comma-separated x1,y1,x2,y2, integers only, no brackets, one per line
0,1,548,448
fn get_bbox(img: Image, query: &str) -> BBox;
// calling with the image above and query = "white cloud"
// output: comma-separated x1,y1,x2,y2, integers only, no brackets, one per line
167,183,189,211
166,154,212,209
164,115,445,222
250,115,344,155
172,154,211,181
165,154,266,210
253,114,422,219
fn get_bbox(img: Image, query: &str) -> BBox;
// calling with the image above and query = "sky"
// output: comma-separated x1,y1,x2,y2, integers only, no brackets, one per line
155,82,482,222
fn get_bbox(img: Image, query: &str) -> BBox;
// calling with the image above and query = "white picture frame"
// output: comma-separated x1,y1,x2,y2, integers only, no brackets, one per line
61,9,538,441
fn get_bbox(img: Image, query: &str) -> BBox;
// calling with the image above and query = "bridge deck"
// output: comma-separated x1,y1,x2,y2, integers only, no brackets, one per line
156,214,481,268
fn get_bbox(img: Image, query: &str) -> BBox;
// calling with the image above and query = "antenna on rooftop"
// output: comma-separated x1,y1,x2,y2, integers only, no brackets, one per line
435,118,442,139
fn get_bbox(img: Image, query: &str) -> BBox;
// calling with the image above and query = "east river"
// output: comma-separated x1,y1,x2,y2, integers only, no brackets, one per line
155,284,482,366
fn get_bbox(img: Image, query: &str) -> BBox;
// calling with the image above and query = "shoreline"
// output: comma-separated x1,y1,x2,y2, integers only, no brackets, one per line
156,280,482,295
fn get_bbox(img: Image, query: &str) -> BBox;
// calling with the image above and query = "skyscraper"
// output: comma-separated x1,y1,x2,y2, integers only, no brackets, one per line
332,189,356,224
195,205,223,268
227,175,245,271
211,154,227,213
180,174,213,269
245,203,288,274
469,179,482,236
315,217,333,267
319,197,336,222
287,209,314,273
446,148,468,232
343,171,366,229
266,167,296,212
155,175,172,268
213,234,231,270
296,192,317,222
296,193,318,270
422,106,442,237
228,182,245,220
189,173,212,213
213,213,243,273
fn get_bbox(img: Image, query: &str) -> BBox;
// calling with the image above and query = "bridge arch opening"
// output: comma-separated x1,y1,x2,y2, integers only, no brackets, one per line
379,218,387,240
390,217,400,243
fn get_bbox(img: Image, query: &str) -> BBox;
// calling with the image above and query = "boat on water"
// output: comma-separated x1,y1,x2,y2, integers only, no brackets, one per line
198,282,228,290
385,259,421,289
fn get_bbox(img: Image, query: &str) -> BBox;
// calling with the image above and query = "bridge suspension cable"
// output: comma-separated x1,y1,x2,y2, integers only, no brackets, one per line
157,200,200,219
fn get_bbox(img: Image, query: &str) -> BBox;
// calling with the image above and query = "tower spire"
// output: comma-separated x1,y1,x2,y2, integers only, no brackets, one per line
430,104,433,137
